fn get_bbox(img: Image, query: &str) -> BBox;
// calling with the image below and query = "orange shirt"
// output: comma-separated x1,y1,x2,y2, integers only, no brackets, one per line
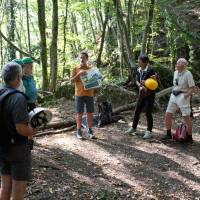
71,65,94,97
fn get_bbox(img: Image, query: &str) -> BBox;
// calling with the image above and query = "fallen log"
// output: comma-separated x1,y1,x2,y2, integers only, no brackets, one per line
39,87,173,130
113,86,173,114
39,120,76,130
36,125,76,137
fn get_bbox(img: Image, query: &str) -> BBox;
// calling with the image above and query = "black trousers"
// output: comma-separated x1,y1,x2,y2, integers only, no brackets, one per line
132,93,155,132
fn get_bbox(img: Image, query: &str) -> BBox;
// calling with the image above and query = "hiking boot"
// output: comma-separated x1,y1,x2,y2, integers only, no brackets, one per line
161,133,172,140
143,130,152,139
76,129,83,139
125,127,137,136
87,128,95,139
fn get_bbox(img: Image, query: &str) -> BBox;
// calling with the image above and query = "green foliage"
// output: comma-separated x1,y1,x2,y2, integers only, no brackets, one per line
153,65,173,89
55,82,75,99
0,0,199,92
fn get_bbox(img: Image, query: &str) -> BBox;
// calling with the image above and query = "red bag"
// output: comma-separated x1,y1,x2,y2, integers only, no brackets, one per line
172,123,188,142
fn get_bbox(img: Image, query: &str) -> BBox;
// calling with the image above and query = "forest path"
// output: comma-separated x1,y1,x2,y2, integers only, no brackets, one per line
26,102,200,200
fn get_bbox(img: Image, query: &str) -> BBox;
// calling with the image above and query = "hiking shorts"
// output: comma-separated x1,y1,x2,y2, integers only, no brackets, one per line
166,93,191,116
75,96,94,113
0,142,32,181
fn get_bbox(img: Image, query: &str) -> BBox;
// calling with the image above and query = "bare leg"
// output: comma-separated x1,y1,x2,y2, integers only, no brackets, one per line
86,112,92,128
183,116,192,135
76,112,83,129
0,175,12,200
11,180,27,200
165,112,173,130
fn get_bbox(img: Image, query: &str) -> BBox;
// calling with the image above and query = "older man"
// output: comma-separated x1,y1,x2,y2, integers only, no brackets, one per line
163,58,196,143
0,62,36,200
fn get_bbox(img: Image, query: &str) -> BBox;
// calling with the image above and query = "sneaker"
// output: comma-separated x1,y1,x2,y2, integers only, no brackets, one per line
76,129,83,139
125,127,137,135
161,133,172,140
87,128,95,139
143,130,152,139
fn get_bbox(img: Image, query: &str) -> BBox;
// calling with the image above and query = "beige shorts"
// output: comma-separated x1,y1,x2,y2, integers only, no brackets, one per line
166,93,191,116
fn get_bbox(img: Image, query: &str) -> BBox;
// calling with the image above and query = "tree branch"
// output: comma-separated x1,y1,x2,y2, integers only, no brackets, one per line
0,30,40,63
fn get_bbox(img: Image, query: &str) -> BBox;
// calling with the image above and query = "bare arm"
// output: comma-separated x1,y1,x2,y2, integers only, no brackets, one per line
16,123,37,137
70,69,86,84
184,86,196,98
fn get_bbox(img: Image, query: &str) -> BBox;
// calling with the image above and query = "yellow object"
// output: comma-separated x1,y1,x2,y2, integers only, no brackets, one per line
144,78,158,90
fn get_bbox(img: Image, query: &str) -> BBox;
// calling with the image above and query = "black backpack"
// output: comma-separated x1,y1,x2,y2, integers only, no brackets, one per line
0,87,22,145
97,101,113,127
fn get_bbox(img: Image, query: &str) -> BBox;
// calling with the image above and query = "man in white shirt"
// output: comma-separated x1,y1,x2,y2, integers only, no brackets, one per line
163,58,196,143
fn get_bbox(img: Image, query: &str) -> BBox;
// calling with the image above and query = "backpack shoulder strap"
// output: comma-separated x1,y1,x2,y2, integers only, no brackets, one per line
0,87,22,103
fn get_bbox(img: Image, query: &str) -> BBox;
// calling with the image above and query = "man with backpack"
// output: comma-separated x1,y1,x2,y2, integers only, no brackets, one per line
163,58,196,143
0,62,37,200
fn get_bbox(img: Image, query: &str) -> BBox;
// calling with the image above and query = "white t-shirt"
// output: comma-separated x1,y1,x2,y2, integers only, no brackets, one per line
173,69,195,92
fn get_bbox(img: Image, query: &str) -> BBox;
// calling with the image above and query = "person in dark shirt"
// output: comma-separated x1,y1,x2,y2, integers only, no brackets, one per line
126,55,157,139
0,62,37,200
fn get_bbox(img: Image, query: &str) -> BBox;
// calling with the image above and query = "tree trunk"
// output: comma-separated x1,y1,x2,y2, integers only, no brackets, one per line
63,0,69,78
113,0,137,71
37,0,49,90
113,86,173,114
85,0,97,44
140,0,155,55
0,35,3,67
7,0,16,60
126,0,133,43
96,3,109,67
94,0,103,31
49,0,58,92
25,0,31,55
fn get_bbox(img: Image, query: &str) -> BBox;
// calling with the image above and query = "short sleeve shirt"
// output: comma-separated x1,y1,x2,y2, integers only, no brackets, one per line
3,92,29,143
173,70,195,92
71,66,94,97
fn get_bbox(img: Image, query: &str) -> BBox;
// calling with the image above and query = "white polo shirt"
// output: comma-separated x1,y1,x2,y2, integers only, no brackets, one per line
173,69,195,92
166,69,195,116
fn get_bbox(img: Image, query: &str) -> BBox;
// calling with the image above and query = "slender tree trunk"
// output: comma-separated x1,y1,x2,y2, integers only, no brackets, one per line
94,0,103,31
69,17,78,56
126,0,133,42
85,0,97,44
0,35,3,67
63,0,69,78
49,0,58,92
140,0,155,55
37,0,48,90
96,3,109,67
7,0,16,60
113,0,136,71
25,0,31,55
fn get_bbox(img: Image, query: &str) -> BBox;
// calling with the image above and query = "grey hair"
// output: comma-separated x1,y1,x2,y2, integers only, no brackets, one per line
177,58,188,66
2,62,22,84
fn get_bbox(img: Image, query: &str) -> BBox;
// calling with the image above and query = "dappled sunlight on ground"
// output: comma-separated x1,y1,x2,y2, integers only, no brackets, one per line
26,103,200,199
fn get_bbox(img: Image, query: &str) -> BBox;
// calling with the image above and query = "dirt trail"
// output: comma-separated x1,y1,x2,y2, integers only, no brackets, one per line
25,102,200,200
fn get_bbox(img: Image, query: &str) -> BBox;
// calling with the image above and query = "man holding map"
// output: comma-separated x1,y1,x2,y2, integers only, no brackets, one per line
70,51,101,139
